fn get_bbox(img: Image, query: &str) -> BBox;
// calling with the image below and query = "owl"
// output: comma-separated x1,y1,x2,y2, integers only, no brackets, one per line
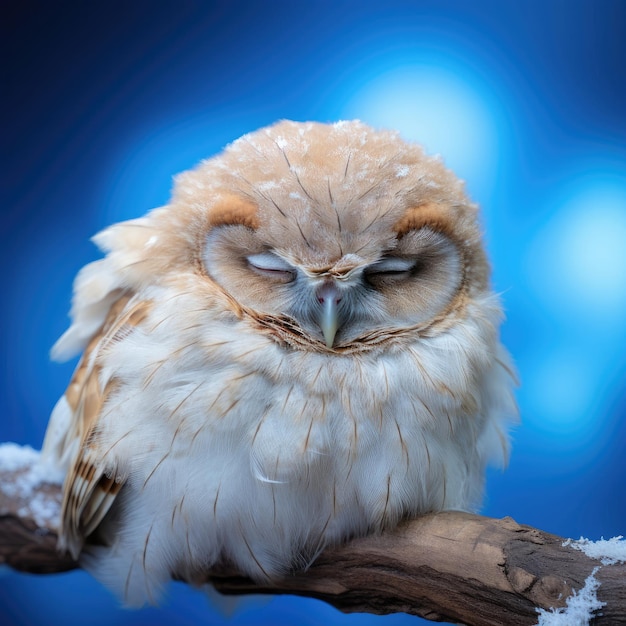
40,120,516,606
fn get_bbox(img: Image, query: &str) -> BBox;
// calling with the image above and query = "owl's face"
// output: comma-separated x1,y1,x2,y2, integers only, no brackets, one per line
189,121,490,350
204,216,465,348
122,120,489,352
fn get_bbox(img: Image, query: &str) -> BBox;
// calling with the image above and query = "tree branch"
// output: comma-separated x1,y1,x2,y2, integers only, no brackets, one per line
1,454,624,625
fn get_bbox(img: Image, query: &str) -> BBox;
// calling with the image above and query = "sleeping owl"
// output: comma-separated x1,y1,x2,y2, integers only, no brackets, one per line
40,120,517,605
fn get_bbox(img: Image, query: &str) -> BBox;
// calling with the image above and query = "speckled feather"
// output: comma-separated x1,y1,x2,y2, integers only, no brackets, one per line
41,120,517,606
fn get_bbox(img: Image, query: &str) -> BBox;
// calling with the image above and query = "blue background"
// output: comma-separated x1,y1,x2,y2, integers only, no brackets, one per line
2,1,625,624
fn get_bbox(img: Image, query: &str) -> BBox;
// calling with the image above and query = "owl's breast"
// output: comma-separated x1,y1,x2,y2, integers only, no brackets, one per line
89,293,512,583
97,297,494,492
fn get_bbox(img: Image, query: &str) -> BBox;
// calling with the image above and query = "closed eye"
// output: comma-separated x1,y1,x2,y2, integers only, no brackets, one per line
247,252,296,283
366,256,416,276
363,256,418,289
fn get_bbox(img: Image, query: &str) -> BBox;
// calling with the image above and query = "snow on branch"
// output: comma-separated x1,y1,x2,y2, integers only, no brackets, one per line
1,443,624,626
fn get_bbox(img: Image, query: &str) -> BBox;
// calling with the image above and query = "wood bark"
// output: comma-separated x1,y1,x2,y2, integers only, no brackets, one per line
1,463,624,625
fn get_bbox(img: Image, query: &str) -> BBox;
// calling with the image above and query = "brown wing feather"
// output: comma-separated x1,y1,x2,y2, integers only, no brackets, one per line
59,294,152,559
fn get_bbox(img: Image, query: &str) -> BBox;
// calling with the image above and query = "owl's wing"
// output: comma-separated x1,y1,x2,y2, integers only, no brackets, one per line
57,293,152,559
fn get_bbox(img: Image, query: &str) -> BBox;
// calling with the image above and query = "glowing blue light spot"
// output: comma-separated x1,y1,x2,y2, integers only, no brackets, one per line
527,175,626,326
522,171,626,453
339,65,502,196
557,202,626,312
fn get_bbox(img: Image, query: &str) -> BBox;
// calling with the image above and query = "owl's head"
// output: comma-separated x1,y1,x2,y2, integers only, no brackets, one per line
90,121,492,354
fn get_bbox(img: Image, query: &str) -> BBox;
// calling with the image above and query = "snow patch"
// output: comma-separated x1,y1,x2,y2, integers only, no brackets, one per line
0,443,64,528
535,567,605,626
564,536,626,565
18,491,62,528
0,442,40,471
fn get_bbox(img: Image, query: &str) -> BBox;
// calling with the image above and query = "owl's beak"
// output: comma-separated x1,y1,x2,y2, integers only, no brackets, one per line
316,282,342,348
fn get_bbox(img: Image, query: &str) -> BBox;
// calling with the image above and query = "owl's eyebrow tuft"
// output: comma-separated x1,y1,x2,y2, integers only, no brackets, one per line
393,203,456,239
208,194,260,230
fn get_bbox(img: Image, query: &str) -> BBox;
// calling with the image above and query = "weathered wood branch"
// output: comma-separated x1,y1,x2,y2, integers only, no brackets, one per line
1,461,624,625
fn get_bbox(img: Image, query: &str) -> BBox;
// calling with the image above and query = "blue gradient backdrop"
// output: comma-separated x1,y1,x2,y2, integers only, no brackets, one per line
2,2,625,624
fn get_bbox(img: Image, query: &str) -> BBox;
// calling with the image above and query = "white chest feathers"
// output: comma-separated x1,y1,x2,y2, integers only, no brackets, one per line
49,293,514,606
